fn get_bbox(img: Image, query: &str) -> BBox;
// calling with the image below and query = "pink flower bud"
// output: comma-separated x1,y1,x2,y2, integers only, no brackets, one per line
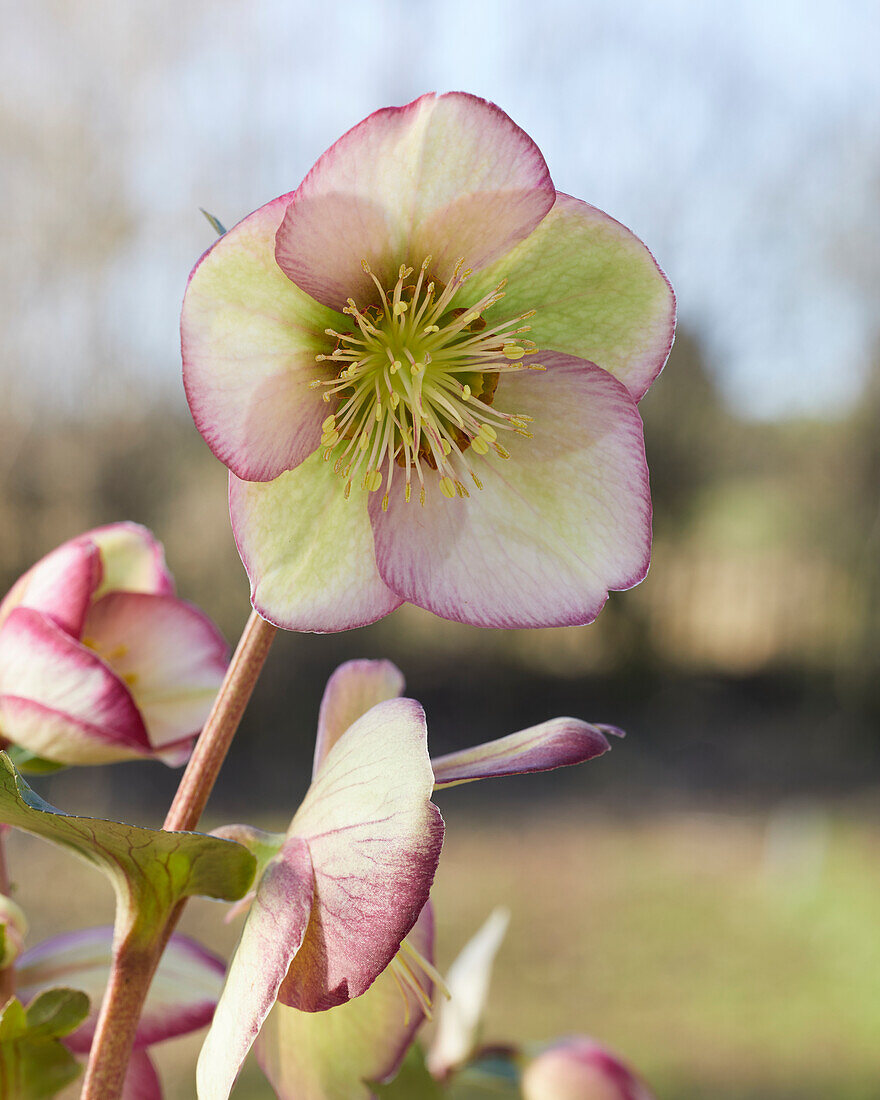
0,523,228,766
522,1038,655,1100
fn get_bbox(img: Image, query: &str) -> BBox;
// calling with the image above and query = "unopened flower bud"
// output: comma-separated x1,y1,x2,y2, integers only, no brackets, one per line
522,1038,655,1100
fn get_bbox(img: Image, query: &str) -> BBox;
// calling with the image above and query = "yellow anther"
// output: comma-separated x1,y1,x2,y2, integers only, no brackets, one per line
393,301,408,316
344,481,352,499
503,344,525,360
359,433,369,450
479,424,497,442
390,393,400,409
471,437,489,455
360,259,372,273
321,415,336,431
366,470,383,492
462,384,472,400
441,439,451,456
405,483,412,503
471,473,484,490
495,445,511,459
320,430,339,447
456,481,469,498
422,324,440,334
375,404,383,421
411,362,424,374
419,487,426,507
390,361,401,374
439,477,456,499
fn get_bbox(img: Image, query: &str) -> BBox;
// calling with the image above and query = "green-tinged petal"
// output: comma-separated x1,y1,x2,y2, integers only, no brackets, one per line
372,1045,444,1100
468,193,675,401
256,903,435,1100
229,456,402,632
313,659,405,777
197,837,314,1100
88,523,175,599
0,752,255,945
426,909,509,1079
182,192,343,482
283,699,443,1011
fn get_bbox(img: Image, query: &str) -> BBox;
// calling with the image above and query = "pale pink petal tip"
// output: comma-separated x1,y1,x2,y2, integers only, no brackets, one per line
313,658,405,777
275,91,555,310
122,1050,163,1100
431,718,612,790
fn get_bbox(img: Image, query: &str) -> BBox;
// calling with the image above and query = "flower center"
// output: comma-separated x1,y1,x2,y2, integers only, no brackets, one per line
312,257,542,508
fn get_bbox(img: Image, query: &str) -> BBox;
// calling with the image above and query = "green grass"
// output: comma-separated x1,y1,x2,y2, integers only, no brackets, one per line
11,806,879,1098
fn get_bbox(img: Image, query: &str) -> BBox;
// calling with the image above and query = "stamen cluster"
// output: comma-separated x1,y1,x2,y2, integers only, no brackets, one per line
312,257,542,508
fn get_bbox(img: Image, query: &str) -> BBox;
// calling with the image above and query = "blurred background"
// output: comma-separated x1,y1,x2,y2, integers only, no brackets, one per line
3,0,880,1096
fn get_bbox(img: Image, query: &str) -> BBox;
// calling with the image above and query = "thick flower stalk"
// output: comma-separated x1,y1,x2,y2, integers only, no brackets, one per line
182,91,675,631
199,659,616,1099
0,523,228,765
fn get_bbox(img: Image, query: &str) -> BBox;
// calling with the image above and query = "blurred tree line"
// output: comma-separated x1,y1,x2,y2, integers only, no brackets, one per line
2,328,879,814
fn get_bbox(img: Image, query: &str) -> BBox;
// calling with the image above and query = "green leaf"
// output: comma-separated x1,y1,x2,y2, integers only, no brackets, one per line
0,993,88,1098
371,1045,444,1099
0,751,256,945
5,746,67,776
200,208,228,236
24,988,90,1040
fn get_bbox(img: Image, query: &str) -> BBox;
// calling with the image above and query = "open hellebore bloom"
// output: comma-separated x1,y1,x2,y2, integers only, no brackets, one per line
17,925,226,1099
182,92,675,631
0,523,228,766
199,659,615,1100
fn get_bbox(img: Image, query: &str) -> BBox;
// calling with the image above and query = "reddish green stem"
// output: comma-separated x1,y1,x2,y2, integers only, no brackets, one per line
80,610,276,1099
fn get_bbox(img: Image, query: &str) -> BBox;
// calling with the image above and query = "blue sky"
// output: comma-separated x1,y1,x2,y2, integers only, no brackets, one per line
3,0,878,419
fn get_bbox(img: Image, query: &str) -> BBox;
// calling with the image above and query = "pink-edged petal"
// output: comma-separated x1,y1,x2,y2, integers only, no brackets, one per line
275,92,554,311
197,837,314,1100
229,456,403,632
88,523,175,598
282,698,444,1012
427,908,509,1079
313,659,405,778
370,355,651,628
0,538,101,639
182,193,344,482
16,926,226,1054
431,719,612,790
522,1038,656,1100
82,592,228,753
0,608,150,765
255,902,434,1100
122,1050,163,1100
467,192,675,402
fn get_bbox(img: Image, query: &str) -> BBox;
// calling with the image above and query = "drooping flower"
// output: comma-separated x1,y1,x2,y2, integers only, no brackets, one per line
199,659,615,1099
0,523,229,766
182,92,675,632
16,925,227,1099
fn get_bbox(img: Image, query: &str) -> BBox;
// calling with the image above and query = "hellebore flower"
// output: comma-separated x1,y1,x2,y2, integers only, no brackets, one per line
522,1039,656,1100
198,659,615,1099
182,92,675,631
16,925,226,1099
0,523,228,766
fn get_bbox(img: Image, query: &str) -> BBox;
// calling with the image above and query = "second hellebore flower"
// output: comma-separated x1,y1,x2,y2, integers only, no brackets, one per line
198,659,617,1099
0,524,228,765
182,92,675,631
